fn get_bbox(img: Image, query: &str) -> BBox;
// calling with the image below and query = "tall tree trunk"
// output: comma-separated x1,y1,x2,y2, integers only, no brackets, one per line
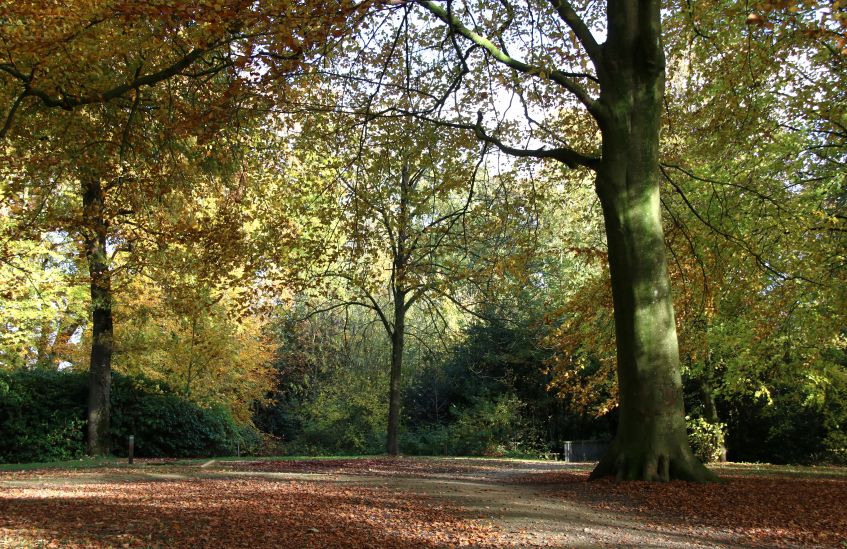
386,293,405,456
82,178,113,456
590,0,716,481
385,161,412,456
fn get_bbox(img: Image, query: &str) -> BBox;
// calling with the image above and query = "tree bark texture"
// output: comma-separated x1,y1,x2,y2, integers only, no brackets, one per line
589,0,717,481
386,162,411,456
82,178,114,456
386,294,405,456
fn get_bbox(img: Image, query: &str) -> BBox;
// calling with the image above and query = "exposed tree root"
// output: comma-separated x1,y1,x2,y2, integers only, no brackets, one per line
591,442,720,483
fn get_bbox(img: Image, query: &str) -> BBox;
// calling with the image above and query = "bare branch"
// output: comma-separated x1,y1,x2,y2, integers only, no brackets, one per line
416,0,602,119
0,89,27,139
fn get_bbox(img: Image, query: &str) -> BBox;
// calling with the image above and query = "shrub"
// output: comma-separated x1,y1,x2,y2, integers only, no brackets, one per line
109,373,258,458
0,369,256,462
402,393,545,458
400,425,451,456
821,430,847,465
686,416,726,463
0,370,88,462
292,368,387,455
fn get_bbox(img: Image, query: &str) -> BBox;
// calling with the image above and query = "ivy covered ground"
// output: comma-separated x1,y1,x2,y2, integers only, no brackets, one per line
1,457,844,548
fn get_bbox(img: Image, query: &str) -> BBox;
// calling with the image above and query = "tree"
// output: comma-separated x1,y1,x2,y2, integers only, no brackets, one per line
341,0,712,480
296,115,492,455
0,230,87,370
0,0,362,132
108,279,276,425
1,0,372,454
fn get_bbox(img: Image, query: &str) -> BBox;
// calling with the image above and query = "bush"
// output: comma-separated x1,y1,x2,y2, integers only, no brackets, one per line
111,373,262,458
400,425,451,456
0,370,88,462
287,365,388,455
821,430,847,465
0,369,256,463
721,391,831,464
402,393,545,458
686,416,726,463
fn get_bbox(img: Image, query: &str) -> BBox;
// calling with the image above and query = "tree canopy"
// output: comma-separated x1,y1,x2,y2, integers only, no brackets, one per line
1,0,844,481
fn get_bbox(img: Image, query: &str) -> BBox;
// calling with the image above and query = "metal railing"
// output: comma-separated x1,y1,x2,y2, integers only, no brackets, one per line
562,440,609,462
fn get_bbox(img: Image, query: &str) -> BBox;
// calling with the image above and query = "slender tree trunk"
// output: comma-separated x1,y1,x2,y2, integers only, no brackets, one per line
82,178,114,456
386,293,405,456
699,376,727,462
385,161,412,456
590,0,716,481
35,320,52,368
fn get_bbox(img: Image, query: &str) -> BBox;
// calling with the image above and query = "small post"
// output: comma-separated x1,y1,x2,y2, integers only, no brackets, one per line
236,441,240,457
128,435,134,465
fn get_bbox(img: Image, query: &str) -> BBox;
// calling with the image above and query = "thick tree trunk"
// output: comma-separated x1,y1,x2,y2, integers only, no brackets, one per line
590,0,716,482
83,178,114,456
591,169,715,481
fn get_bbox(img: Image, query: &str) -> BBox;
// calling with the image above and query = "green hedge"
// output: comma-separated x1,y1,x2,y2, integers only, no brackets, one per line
0,369,257,463
0,369,88,462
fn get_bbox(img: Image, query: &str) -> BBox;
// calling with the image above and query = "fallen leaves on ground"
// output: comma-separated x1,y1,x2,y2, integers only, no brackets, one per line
0,475,509,548
515,470,847,548
3,459,845,548
222,457,504,479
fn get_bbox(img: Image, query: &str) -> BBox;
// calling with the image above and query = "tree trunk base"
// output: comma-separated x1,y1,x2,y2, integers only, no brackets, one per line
590,442,720,482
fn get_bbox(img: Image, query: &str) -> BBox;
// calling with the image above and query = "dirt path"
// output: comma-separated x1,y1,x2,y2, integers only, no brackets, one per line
1,457,843,548
365,474,738,548
213,458,755,548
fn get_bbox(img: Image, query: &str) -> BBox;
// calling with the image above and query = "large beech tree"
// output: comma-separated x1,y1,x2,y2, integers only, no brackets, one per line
355,0,720,480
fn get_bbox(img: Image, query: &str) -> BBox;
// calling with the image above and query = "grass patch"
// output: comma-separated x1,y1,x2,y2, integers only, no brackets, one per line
709,461,847,479
0,456,119,472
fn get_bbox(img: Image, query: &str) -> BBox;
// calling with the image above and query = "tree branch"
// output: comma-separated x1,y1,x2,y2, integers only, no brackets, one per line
0,89,27,139
416,0,602,119
428,111,599,169
1,47,214,112
546,0,602,67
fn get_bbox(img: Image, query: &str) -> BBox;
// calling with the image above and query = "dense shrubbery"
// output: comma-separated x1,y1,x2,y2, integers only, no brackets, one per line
291,368,388,455
0,369,88,462
252,312,389,455
0,370,255,463
255,313,844,466
256,316,610,457
682,338,847,466
398,319,609,457
109,374,260,458
720,390,846,465
401,394,545,457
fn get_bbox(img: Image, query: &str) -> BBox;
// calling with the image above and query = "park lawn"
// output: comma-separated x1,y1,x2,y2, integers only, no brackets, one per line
0,457,844,548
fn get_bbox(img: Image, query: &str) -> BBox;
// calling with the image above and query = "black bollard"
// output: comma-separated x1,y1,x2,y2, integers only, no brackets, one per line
128,435,134,465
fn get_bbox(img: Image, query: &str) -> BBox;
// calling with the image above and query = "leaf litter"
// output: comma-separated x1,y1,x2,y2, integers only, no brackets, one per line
2,458,845,548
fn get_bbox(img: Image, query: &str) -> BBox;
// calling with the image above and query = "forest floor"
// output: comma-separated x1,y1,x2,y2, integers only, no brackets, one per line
0,457,845,548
